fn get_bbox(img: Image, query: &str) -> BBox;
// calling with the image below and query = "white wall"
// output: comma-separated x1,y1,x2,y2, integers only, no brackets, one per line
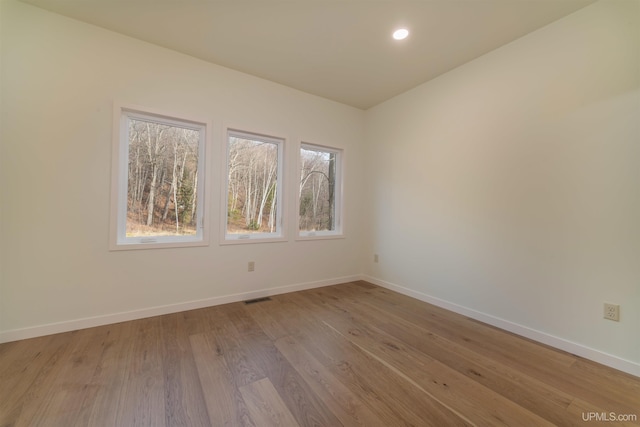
364,0,639,374
1,0,638,376
0,0,364,339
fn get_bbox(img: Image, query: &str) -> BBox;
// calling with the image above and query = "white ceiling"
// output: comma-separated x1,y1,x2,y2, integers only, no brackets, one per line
21,0,596,110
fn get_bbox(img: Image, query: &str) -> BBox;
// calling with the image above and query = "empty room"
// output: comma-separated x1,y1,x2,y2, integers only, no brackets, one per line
1,0,638,425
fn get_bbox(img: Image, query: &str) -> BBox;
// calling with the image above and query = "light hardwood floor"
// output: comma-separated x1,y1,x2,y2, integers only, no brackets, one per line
1,281,638,426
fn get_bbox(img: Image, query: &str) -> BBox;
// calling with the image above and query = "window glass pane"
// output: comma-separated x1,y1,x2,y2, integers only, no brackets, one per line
126,117,201,238
299,146,338,233
226,132,281,237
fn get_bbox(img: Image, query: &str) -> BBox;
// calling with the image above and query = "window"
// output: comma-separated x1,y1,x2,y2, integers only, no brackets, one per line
298,143,343,238
110,105,208,249
224,129,285,242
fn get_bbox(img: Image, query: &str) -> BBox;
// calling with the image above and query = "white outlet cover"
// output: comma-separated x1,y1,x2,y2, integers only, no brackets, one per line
604,303,620,321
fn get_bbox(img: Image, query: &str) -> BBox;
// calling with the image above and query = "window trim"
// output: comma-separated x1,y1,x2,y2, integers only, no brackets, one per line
296,142,345,240
109,103,210,251
221,128,287,245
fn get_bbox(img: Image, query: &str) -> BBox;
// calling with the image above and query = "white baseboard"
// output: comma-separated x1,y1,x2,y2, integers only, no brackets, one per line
3,273,637,378
362,275,640,378
0,275,361,344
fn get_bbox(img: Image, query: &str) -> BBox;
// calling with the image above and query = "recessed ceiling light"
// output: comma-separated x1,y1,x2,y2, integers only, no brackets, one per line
392,28,409,41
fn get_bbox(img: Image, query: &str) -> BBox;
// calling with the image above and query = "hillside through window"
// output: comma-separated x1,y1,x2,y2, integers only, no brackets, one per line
299,143,343,237
111,107,207,249
224,130,284,241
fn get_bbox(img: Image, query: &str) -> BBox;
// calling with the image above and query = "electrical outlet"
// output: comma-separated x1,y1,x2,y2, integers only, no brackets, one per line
248,261,255,272
604,303,620,321
374,254,379,263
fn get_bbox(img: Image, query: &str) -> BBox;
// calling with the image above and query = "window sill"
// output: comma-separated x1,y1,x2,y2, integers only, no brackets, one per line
109,238,208,251
221,235,287,245
296,232,345,241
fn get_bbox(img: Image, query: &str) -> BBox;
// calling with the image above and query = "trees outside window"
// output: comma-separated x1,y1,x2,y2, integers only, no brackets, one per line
111,106,207,249
224,130,284,242
112,109,344,247
299,143,343,238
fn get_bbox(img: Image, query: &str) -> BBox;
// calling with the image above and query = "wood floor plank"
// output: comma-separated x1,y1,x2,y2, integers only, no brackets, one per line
244,295,410,424
354,284,640,415
337,283,640,416
219,302,343,427
239,378,300,427
207,311,267,389
82,321,134,427
189,331,256,427
113,317,166,427
307,284,579,425
274,334,384,427
309,295,554,426
277,292,473,426
247,296,410,425
571,358,640,393
341,282,577,364
0,333,75,426
378,316,579,424
1,281,638,426
15,326,114,427
160,313,211,427
340,281,576,367
365,284,577,367
242,298,290,341
179,307,218,337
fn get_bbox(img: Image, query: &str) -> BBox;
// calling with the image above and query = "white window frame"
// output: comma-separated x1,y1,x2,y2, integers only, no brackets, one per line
222,128,286,244
297,142,344,240
109,104,209,250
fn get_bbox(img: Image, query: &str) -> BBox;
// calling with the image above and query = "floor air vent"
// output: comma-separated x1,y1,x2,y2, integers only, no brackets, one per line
244,297,272,305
